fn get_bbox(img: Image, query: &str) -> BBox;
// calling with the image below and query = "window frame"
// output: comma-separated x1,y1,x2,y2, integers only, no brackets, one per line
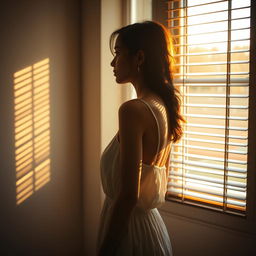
153,0,256,234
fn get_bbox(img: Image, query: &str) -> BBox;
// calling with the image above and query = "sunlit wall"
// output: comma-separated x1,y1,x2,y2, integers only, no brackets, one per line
1,0,82,254
14,58,51,205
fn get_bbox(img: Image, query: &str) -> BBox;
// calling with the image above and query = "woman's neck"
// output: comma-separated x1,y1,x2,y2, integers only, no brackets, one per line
131,77,153,99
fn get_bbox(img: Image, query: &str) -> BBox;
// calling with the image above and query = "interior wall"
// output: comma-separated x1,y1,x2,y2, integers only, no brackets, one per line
0,1,83,255
81,0,126,254
81,0,102,255
160,210,256,256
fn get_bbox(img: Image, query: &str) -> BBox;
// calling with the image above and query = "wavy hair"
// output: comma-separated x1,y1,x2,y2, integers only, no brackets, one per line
110,21,184,142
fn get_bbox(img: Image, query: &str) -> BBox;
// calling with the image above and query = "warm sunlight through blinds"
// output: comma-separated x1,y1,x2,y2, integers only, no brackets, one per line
166,0,250,215
14,58,51,205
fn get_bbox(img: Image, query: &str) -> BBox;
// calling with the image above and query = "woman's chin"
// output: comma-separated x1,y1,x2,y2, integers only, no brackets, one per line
115,77,124,84
115,77,129,84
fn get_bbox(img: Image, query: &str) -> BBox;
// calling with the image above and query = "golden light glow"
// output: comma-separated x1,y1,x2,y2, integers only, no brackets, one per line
14,58,51,205
167,0,250,214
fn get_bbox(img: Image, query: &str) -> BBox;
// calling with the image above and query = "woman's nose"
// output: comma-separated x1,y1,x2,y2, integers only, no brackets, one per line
110,57,115,67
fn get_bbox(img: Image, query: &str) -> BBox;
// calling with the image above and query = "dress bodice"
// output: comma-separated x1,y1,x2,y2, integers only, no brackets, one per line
100,99,169,211
100,135,168,211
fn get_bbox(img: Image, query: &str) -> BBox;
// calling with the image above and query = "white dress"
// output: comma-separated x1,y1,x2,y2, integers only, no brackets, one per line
97,99,172,255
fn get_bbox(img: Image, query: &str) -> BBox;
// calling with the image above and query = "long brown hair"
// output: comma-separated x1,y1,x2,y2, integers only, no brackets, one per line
110,21,184,143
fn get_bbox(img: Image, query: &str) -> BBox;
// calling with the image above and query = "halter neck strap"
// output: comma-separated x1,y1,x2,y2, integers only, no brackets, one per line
139,99,161,164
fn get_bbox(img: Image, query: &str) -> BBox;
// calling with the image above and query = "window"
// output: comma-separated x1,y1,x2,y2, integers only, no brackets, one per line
165,0,253,216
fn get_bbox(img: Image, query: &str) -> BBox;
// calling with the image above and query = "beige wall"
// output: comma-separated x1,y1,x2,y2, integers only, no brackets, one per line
160,210,256,256
0,0,83,255
81,0,102,255
81,0,127,254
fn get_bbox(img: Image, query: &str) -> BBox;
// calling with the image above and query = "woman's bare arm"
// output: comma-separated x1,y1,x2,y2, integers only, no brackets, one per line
98,99,145,255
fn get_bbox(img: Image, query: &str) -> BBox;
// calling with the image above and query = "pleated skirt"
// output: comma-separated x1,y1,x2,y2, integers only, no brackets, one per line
97,197,172,256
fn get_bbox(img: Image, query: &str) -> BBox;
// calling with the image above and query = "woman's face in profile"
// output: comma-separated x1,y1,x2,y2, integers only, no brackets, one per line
111,36,137,84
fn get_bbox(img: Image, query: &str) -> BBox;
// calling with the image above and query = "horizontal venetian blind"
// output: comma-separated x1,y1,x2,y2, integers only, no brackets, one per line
166,0,251,215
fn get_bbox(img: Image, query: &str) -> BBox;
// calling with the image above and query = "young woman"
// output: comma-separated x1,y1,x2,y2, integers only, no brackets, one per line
97,21,184,255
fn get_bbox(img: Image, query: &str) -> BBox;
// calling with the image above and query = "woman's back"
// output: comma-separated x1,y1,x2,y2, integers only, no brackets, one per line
117,95,172,168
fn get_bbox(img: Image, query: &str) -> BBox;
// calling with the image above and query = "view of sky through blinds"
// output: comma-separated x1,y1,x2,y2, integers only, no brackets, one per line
166,0,250,215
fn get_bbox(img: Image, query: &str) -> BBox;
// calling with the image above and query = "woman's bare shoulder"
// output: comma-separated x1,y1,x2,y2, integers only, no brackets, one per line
118,99,149,130
119,99,146,115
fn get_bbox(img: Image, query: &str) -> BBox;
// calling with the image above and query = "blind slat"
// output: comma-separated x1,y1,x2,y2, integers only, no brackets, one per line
174,78,249,83
171,152,247,165
168,0,228,11
169,6,250,21
169,165,247,178
168,16,250,27
175,60,249,67
173,38,250,47
185,123,248,131
169,173,246,191
183,131,247,140
169,165,246,178
183,93,248,98
183,113,248,121
172,27,250,39
168,183,246,201
167,0,250,11
168,188,246,207
181,144,247,155
170,159,247,173
168,177,246,192
178,137,248,147
183,104,248,109
173,72,249,76
174,49,250,57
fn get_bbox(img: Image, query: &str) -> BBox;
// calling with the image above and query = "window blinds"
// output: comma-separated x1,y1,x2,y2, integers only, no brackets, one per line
166,0,251,215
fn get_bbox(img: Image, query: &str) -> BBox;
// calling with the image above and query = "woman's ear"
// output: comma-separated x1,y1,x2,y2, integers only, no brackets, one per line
136,50,145,66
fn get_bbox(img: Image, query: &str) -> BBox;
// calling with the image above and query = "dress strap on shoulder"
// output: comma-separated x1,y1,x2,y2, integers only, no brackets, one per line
138,98,161,162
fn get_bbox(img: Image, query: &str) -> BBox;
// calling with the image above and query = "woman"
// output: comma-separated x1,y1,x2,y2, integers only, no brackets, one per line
97,21,184,255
